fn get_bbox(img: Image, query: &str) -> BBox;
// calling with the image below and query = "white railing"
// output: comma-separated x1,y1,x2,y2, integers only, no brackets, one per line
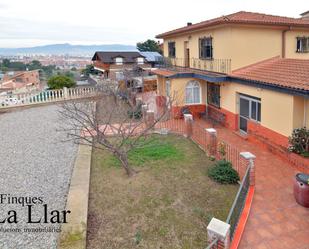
0,87,98,108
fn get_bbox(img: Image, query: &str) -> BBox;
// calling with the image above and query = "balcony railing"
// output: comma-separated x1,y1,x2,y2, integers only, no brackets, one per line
157,57,231,74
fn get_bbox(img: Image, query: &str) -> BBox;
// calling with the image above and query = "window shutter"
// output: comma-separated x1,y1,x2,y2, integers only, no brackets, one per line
296,38,300,52
210,37,213,59
199,38,202,58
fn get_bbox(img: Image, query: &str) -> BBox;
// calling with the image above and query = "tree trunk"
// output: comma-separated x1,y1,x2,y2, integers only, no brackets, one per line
115,151,137,177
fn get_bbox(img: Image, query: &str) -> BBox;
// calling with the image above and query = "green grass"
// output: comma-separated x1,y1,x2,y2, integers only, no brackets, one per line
87,134,238,249
105,136,184,167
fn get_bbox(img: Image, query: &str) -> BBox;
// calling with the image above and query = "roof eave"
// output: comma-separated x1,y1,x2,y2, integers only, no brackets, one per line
156,21,309,39
229,76,309,98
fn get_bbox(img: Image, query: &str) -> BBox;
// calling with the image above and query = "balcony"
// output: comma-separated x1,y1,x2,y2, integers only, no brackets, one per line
157,57,231,74
93,61,109,72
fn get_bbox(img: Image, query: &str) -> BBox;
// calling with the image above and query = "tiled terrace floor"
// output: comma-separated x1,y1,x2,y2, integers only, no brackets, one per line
193,119,309,249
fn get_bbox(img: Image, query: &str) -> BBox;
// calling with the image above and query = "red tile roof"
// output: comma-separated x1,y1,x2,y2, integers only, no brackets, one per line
152,69,177,77
231,57,309,91
153,67,227,78
156,11,309,38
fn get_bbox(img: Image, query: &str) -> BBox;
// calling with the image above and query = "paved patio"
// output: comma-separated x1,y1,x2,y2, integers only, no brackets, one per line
194,119,309,249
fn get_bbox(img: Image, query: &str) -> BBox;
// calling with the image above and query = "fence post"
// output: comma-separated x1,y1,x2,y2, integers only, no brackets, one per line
142,104,148,121
207,218,230,249
63,87,68,99
136,97,142,105
145,110,155,129
240,152,256,186
206,128,217,158
184,114,193,138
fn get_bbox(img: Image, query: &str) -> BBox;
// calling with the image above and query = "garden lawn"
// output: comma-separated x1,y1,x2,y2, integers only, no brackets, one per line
87,134,238,249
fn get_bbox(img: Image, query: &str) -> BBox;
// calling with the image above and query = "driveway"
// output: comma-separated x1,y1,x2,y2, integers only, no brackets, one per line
0,105,78,249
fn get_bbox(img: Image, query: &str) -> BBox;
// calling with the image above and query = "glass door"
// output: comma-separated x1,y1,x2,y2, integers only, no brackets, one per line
239,94,261,133
239,97,250,133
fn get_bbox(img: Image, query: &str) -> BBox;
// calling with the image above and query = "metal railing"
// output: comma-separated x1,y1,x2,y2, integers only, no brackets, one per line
157,57,231,74
226,164,251,239
139,92,252,248
205,238,219,249
205,164,250,249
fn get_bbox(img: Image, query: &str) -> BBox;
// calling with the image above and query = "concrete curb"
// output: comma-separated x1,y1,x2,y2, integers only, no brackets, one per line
58,142,92,249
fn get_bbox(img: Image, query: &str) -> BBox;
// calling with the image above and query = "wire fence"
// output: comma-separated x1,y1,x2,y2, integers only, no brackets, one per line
154,117,251,248
205,238,220,249
190,120,248,179
205,166,250,249
154,118,186,135
226,164,251,239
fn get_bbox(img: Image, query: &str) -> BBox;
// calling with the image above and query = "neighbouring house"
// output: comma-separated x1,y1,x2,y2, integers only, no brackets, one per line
92,51,153,80
0,70,41,93
154,11,309,156
139,51,163,67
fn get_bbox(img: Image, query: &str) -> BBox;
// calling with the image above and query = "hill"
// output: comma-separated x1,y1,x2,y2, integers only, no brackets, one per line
0,43,137,56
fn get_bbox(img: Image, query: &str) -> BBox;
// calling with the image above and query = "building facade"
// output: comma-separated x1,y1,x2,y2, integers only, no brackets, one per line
92,51,154,80
0,70,40,93
154,11,309,153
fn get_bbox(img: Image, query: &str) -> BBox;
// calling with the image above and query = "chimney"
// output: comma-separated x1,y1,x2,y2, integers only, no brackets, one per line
300,11,309,19
187,22,192,26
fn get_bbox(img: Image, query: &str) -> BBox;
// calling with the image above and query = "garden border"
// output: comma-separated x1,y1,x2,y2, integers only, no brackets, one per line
58,142,92,249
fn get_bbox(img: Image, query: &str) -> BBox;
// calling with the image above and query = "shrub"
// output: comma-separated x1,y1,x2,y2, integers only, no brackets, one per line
208,160,239,184
134,231,142,245
127,102,142,119
288,127,309,157
47,75,76,89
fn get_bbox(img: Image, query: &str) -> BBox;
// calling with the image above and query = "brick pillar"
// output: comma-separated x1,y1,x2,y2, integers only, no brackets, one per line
142,104,148,121
184,114,193,138
136,97,142,105
240,152,256,186
207,218,230,249
206,128,217,158
145,110,155,129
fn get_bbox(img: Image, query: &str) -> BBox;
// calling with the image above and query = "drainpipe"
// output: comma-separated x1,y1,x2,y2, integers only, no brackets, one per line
304,99,308,127
282,26,291,58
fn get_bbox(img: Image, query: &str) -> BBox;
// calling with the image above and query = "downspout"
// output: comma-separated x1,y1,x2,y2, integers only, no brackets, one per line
304,99,308,127
282,26,291,58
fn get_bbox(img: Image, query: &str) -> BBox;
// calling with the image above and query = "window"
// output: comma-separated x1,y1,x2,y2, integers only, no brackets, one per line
251,101,261,122
165,80,171,97
115,57,123,65
207,83,220,107
199,37,213,59
185,81,200,104
168,42,176,58
137,57,144,64
296,37,309,53
239,94,261,122
115,71,124,80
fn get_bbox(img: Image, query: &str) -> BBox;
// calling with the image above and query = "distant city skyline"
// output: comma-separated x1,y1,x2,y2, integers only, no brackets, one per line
0,0,307,48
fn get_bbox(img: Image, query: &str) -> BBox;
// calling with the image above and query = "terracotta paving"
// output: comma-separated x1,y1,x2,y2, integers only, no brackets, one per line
193,120,309,249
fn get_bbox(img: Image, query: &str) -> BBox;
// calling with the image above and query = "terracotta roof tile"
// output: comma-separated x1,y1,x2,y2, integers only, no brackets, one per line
153,67,227,78
231,57,309,91
156,11,309,38
152,69,177,77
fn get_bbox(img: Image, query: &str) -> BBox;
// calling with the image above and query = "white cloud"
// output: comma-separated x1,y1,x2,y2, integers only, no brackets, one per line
0,0,307,47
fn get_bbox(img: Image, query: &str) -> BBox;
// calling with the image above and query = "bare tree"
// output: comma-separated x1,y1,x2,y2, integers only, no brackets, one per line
59,83,175,177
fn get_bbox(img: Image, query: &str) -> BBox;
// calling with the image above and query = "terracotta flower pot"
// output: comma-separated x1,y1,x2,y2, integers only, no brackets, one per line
293,173,309,208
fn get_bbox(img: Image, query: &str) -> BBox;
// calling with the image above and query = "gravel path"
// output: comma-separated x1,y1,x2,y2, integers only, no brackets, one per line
0,105,78,249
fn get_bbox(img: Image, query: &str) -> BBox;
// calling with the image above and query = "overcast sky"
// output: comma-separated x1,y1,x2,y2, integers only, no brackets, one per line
0,0,307,48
